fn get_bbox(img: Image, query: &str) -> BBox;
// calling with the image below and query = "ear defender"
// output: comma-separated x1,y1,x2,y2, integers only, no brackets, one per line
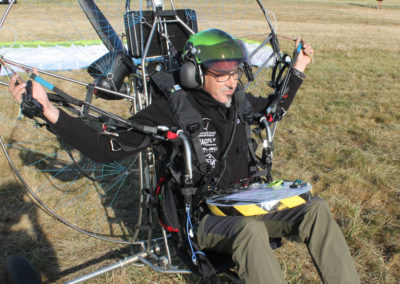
179,61,203,89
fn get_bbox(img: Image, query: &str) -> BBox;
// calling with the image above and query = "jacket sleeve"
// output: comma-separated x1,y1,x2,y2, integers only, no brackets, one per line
51,96,178,163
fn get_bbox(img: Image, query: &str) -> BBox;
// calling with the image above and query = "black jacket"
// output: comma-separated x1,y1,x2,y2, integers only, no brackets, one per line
52,72,303,187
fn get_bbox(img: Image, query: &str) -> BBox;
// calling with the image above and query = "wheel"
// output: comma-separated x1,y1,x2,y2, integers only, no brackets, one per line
6,256,42,284
0,0,279,243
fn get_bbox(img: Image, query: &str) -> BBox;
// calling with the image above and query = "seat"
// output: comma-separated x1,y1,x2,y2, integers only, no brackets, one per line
124,8,198,59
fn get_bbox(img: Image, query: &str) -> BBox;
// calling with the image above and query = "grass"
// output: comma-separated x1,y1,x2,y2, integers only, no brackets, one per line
0,0,400,283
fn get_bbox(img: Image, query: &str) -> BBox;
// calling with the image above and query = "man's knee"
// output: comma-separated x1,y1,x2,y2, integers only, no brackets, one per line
234,218,269,242
307,196,331,216
299,196,338,241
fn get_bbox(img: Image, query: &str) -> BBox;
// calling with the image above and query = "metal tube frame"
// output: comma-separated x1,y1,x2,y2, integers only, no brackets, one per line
0,0,16,29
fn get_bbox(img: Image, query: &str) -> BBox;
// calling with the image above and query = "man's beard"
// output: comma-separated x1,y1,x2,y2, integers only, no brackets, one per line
224,96,232,108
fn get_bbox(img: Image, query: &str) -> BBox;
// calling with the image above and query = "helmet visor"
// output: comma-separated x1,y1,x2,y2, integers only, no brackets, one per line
195,39,249,72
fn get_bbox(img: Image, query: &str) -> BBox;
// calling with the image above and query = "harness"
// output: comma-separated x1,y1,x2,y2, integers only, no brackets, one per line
150,71,270,189
150,71,273,276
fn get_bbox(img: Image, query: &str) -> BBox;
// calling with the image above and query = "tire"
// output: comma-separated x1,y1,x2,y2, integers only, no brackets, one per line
6,256,42,284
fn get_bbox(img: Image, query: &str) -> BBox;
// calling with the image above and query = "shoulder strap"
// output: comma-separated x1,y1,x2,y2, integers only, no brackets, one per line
150,71,211,175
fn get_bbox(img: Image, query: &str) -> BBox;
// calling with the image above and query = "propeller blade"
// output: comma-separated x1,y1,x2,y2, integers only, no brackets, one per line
78,0,125,53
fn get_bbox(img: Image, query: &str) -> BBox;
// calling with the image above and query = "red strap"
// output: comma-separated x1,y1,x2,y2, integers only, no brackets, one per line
155,176,166,195
159,218,179,232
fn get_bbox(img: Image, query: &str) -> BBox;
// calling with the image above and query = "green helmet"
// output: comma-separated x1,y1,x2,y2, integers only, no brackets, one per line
183,28,249,73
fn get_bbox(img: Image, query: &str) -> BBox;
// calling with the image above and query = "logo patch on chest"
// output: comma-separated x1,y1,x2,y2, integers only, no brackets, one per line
200,117,218,168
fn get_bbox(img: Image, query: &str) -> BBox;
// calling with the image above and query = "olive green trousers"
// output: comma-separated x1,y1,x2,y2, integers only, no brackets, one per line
197,196,360,284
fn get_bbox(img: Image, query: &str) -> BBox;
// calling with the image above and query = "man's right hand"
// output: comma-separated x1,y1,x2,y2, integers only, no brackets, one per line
8,70,60,124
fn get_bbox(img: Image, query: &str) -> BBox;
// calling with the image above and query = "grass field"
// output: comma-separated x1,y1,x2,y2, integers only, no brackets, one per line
0,0,399,283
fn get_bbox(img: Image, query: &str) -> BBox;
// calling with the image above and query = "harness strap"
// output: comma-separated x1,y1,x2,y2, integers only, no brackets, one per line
81,84,95,117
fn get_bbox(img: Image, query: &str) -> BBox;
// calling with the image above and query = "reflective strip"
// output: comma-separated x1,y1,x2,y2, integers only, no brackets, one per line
207,194,311,216
233,204,268,216
206,182,313,216
208,205,226,216
280,195,306,208
277,203,289,211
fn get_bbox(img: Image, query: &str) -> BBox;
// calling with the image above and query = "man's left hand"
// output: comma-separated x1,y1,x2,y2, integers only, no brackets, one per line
293,38,314,73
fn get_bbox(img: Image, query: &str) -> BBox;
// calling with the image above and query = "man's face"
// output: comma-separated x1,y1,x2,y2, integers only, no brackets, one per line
202,61,241,107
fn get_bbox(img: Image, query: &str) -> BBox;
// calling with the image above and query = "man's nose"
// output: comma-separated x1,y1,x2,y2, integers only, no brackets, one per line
225,74,236,86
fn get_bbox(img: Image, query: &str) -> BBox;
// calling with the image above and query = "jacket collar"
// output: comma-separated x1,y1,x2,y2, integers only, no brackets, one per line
191,88,232,109
189,88,237,120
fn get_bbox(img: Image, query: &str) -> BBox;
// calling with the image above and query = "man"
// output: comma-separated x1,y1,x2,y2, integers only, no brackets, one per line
9,28,359,283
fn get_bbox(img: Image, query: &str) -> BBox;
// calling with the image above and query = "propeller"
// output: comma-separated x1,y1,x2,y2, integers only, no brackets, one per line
78,0,126,53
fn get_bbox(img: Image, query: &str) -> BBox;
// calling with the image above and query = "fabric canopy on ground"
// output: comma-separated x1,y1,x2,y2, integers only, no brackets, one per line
0,40,274,76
